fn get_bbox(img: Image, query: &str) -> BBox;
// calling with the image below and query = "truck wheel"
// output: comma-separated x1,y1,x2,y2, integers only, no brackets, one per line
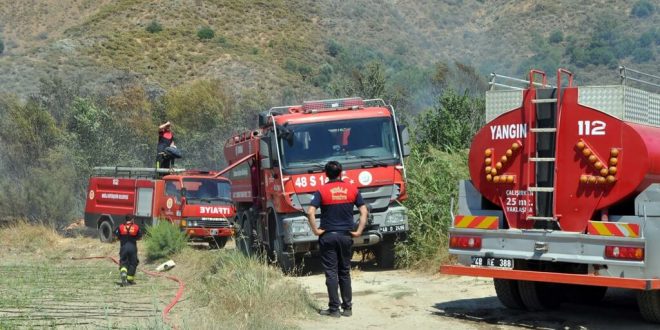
98,220,113,243
235,213,255,256
493,279,525,309
563,285,607,304
375,240,396,269
637,290,660,323
208,237,229,249
518,281,562,311
273,235,299,274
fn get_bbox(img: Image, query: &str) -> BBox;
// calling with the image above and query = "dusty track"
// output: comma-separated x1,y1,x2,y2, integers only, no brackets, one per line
295,260,659,330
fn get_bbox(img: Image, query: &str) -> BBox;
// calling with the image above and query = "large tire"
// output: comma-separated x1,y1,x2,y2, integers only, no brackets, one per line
235,213,255,256
98,220,114,243
273,235,299,274
518,281,562,311
637,290,660,323
208,236,229,249
494,279,525,309
375,240,396,269
563,285,607,304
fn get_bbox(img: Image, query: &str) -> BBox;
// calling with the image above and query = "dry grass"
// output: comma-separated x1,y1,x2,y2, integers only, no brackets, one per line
171,248,316,329
0,220,61,254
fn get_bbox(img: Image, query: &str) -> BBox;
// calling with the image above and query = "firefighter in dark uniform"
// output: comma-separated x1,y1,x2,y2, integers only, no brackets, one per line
307,161,368,317
114,215,143,286
157,121,176,169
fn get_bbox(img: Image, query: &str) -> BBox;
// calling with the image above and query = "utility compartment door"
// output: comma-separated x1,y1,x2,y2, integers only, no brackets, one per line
136,188,154,217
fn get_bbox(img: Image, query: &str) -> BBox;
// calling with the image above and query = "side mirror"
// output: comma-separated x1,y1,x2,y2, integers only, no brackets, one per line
259,138,272,169
399,125,411,157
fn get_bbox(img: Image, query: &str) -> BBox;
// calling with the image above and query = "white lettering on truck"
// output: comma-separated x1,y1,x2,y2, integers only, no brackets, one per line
100,193,129,200
200,206,231,215
490,124,528,140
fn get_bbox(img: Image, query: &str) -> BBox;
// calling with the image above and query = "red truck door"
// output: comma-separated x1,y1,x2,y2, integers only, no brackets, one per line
158,179,182,222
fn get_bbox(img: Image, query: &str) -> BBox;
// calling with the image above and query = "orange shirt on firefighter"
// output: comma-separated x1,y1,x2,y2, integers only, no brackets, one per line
114,222,142,247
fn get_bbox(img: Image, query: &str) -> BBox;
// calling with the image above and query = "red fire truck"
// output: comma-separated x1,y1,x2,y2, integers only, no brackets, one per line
441,67,660,322
84,167,235,248
219,97,410,271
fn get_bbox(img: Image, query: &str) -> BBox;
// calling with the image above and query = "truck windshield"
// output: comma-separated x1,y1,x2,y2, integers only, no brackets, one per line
183,179,232,204
279,117,400,170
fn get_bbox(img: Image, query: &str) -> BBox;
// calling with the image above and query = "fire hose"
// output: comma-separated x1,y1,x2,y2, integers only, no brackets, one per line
72,256,184,329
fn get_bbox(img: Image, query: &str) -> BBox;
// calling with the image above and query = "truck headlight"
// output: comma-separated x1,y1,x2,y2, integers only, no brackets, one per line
385,211,406,225
291,221,310,236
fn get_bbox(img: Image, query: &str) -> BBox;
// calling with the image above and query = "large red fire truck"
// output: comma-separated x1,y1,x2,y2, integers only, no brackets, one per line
441,67,660,322
84,167,235,248
219,97,410,271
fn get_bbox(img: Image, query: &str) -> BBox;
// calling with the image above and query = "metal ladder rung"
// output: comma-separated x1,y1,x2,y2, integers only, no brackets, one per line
530,157,556,162
530,127,557,133
528,187,555,192
527,216,557,221
532,98,557,104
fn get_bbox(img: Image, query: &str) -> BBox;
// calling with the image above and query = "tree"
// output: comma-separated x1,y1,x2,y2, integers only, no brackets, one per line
548,30,564,43
0,38,4,54
146,20,163,33
415,89,485,152
631,0,655,18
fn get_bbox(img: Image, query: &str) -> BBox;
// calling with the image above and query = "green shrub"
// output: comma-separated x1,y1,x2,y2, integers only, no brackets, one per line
197,26,215,40
144,221,188,261
0,38,3,54
632,47,654,63
398,147,469,270
415,89,485,152
325,39,341,57
548,30,563,43
631,0,655,18
145,20,163,33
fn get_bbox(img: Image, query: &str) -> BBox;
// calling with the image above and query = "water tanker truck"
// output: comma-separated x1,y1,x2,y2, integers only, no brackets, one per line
441,67,660,322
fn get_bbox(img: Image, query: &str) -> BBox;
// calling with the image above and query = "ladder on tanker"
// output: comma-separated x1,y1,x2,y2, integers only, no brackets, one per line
93,166,186,179
489,69,575,228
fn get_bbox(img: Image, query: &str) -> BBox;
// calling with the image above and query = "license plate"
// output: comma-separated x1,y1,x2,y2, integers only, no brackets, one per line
210,229,218,236
379,225,405,233
471,256,514,269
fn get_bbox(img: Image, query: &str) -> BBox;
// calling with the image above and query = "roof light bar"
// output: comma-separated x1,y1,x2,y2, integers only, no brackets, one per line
302,97,364,113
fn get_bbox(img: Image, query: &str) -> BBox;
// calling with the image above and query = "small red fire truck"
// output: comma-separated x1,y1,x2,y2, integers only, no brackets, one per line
84,167,235,248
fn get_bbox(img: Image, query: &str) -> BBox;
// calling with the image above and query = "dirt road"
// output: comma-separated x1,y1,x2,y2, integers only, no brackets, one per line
295,262,658,330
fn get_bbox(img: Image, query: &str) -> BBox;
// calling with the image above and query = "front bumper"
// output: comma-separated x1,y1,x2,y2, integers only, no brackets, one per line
281,205,409,246
183,227,233,238
448,227,648,279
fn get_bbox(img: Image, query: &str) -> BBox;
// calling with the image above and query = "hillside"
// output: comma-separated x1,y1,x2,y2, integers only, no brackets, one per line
0,0,658,101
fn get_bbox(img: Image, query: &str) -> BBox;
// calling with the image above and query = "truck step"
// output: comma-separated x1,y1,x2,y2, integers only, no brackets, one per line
532,98,558,104
528,187,555,192
530,127,557,133
527,216,557,221
530,157,556,162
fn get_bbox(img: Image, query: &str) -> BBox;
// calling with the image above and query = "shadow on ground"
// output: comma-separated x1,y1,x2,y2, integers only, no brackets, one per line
432,289,657,330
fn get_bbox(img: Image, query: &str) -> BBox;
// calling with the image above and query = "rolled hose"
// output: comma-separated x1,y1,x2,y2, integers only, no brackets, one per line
72,256,184,329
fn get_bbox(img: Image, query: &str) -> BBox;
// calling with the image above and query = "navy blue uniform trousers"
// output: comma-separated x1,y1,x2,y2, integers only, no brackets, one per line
320,231,353,311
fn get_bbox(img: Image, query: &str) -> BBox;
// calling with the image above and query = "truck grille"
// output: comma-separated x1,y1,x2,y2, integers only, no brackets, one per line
190,218,231,228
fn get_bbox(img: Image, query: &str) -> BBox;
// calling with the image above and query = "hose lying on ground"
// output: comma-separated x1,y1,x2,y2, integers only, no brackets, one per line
72,256,184,329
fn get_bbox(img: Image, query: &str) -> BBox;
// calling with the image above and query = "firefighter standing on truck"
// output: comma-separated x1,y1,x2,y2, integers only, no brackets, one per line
307,161,368,317
114,215,142,286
